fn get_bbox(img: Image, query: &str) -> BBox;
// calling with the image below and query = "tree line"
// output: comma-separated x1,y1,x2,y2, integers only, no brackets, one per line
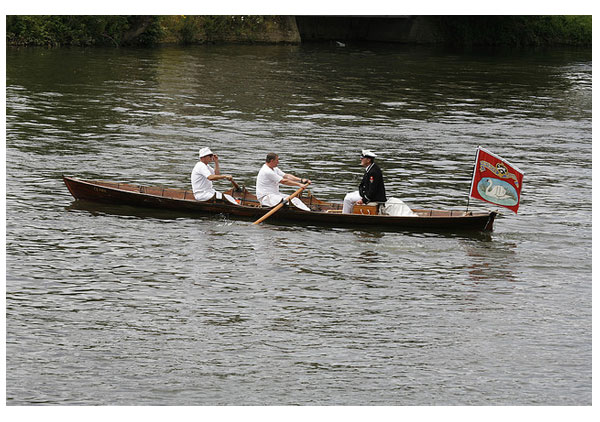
6,15,592,47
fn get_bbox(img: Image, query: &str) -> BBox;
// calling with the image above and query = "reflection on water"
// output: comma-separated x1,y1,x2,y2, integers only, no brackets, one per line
6,44,591,405
461,239,518,283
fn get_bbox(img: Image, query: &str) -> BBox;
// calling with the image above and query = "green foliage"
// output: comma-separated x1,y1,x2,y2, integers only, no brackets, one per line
6,15,280,46
159,15,280,44
6,15,162,47
430,15,592,47
6,15,592,47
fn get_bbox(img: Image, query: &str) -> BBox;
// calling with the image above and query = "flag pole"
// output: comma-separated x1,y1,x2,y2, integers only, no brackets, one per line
466,146,480,214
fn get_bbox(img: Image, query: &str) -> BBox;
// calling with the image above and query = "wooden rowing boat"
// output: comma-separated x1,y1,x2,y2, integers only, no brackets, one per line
63,176,497,232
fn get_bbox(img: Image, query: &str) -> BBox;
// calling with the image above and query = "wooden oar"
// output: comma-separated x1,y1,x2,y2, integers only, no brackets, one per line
253,184,309,225
230,178,241,191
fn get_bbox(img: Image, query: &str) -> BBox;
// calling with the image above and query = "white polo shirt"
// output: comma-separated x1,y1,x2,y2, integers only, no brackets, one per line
191,161,216,200
256,163,285,201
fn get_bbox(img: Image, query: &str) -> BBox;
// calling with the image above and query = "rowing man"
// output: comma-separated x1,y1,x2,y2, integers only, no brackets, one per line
256,153,311,210
343,149,387,213
191,147,235,201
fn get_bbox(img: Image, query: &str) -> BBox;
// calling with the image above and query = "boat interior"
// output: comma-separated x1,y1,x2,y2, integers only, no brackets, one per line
89,180,475,217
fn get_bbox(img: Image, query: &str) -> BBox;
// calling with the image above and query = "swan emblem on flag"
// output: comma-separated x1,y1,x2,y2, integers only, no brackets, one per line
485,179,512,200
477,177,518,206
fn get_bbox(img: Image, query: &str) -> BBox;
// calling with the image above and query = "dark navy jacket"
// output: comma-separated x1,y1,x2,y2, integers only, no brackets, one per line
359,163,387,203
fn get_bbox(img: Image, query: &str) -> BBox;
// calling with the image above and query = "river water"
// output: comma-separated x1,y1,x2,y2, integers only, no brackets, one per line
5,44,592,405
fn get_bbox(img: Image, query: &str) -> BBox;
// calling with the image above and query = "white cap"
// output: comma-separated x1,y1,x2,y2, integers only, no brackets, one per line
199,147,213,158
361,149,377,158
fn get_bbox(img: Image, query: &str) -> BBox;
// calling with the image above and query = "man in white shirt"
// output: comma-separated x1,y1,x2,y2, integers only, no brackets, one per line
191,147,234,201
256,153,311,210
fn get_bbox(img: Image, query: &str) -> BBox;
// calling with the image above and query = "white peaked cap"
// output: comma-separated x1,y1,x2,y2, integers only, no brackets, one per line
199,147,213,158
361,149,377,158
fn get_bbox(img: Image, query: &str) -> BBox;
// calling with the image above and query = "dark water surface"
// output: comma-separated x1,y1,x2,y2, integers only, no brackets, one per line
5,44,592,405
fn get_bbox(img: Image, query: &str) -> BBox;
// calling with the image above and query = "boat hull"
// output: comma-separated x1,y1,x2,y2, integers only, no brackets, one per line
63,176,496,232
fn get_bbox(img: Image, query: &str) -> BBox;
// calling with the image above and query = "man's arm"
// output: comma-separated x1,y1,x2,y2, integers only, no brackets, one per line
282,173,311,186
207,155,234,182
208,174,233,182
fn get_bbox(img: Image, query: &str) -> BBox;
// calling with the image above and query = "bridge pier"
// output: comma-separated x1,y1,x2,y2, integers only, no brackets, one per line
294,16,438,44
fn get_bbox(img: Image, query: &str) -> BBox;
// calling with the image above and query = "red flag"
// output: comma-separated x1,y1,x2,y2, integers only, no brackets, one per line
469,147,524,214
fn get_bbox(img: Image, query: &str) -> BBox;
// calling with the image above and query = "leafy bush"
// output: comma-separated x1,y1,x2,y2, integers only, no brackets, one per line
6,15,162,47
6,15,592,47
430,15,592,47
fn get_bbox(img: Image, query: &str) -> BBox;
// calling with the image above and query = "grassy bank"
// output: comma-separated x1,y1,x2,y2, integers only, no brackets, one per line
6,15,592,47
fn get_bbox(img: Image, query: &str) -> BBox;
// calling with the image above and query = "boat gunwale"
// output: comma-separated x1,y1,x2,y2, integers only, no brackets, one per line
63,175,498,221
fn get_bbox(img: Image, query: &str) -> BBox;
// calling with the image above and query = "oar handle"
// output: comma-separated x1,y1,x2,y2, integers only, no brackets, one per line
253,184,309,225
230,178,240,191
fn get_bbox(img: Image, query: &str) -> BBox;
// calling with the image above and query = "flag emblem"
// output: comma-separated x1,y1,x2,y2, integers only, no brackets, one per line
469,147,524,214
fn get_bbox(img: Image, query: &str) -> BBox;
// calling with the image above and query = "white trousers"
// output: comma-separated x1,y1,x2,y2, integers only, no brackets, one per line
194,190,222,201
260,193,286,207
260,193,310,211
343,191,363,214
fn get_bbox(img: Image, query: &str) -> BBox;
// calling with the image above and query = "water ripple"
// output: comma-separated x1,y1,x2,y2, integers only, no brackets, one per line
5,44,591,406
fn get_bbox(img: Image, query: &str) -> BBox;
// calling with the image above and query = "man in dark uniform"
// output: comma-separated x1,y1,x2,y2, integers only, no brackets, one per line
343,149,387,213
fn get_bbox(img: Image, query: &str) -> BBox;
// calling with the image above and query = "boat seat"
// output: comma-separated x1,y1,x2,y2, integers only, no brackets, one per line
352,203,380,215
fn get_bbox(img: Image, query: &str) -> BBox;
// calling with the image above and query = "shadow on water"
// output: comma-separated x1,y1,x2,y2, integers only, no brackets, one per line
457,237,519,284
66,199,225,222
